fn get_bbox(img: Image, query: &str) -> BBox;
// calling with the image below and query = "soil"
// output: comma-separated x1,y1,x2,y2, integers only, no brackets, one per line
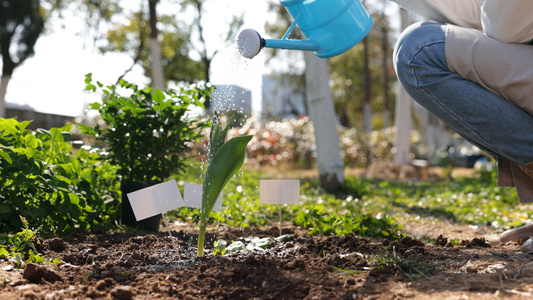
2,166,531,300
2,220,533,300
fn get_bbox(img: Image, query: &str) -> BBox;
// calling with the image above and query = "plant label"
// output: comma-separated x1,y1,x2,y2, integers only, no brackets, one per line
260,180,300,204
127,180,185,221
183,183,223,212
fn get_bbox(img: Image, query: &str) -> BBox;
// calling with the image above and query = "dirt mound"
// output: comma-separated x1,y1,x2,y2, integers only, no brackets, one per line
2,225,533,299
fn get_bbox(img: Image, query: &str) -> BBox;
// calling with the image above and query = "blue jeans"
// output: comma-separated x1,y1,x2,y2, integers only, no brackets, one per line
393,22,533,165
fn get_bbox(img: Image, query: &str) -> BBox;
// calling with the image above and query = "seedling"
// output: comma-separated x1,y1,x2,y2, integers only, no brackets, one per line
213,240,227,256
197,113,252,257
211,237,273,255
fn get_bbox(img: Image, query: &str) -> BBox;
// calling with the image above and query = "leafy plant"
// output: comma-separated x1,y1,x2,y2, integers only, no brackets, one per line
0,118,120,236
294,206,404,239
197,112,252,257
81,73,210,183
213,240,227,256
0,218,44,267
212,237,272,256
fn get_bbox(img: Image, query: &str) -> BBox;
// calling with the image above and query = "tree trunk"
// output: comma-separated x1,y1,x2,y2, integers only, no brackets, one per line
0,75,10,118
393,8,412,165
381,19,391,128
303,52,344,191
1,34,16,119
148,0,165,89
363,35,372,132
203,57,212,111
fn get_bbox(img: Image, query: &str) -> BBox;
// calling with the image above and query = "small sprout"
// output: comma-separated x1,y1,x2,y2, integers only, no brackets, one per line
213,240,227,256
225,241,245,254
274,234,294,243
245,237,270,251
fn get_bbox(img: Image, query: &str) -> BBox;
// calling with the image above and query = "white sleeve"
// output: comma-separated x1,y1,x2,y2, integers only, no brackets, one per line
389,0,483,30
481,0,533,44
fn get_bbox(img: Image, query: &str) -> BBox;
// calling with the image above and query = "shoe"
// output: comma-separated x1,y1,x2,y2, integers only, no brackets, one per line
500,223,533,243
519,164,533,180
522,237,533,253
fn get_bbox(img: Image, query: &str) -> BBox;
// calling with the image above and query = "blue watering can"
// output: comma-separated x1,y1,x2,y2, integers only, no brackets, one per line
237,0,373,59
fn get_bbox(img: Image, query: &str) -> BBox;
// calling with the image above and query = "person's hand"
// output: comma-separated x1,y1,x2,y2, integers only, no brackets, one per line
500,223,533,253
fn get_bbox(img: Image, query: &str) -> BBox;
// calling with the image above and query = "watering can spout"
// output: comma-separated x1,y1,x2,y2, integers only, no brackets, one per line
237,29,325,59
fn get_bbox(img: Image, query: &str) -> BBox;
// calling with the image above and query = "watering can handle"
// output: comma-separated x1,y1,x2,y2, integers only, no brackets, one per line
282,13,301,40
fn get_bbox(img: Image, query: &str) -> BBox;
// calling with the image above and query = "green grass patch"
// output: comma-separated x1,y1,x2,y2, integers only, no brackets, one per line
171,164,530,240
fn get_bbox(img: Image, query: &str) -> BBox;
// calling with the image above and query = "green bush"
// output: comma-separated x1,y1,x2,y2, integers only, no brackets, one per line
0,118,120,236
81,74,211,182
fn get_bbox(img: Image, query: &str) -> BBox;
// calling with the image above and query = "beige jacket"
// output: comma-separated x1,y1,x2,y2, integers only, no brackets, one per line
391,0,533,202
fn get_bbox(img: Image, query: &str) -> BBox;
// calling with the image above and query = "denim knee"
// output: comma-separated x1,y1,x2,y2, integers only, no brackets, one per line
393,22,447,90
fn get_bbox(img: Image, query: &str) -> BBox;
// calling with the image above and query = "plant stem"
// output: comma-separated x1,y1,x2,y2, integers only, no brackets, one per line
197,219,207,257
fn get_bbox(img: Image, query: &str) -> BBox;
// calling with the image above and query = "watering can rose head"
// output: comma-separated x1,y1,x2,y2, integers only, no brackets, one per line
197,112,253,257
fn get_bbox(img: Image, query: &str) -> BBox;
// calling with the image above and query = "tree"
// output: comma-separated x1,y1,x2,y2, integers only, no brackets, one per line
0,0,45,118
149,0,165,89
393,8,412,165
265,1,344,190
99,0,243,111
179,0,243,110
328,2,396,130
99,2,203,86
304,52,345,191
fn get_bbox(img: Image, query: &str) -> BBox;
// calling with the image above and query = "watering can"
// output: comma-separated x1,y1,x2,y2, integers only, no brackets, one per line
237,0,373,59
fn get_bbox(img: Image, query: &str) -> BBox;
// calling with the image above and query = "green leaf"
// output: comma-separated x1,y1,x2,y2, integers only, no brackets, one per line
15,120,32,131
78,124,97,135
29,254,45,264
84,73,93,84
201,135,252,215
50,128,64,143
29,208,47,219
68,193,80,205
23,134,39,148
245,237,270,251
153,88,165,102
0,205,11,214
213,240,227,256
56,175,72,184
274,234,294,242
61,131,72,142
225,241,245,254
0,147,12,164
88,102,101,110
36,128,51,138
0,248,8,257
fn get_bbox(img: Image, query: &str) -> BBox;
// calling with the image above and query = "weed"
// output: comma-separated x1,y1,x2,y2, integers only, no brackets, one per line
373,248,440,281
0,217,45,267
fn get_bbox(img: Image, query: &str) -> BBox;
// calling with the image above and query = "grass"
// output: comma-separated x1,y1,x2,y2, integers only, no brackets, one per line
372,249,440,280
170,163,532,240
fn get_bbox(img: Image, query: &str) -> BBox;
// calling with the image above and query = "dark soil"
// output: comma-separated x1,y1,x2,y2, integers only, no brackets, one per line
2,222,533,300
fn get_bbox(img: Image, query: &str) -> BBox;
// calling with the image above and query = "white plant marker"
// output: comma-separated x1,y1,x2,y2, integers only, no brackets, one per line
260,180,300,235
127,180,185,221
127,179,185,259
183,183,223,212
